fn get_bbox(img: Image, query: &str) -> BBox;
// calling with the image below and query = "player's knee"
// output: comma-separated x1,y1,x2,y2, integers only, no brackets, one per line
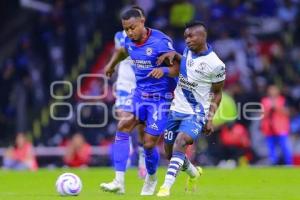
174,134,193,150
143,140,156,149
174,139,188,150
117,120,132,132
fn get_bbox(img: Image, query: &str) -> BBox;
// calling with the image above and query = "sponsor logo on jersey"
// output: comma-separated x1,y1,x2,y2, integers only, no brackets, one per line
150,123,158,130
216,71,225,78
152,111,158,121
192,128,199,135
133,60,152,68
187,59,194,67
216,66,226,78
179,74,198,87
199,62,209,70
194,62,208,75
125,99,132,106
146,47,153,56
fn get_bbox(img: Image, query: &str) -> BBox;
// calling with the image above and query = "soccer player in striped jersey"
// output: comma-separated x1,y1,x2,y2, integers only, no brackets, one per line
156,21,226,197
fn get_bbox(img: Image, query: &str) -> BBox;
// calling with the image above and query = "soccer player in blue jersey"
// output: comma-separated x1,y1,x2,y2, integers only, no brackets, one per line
114,30,147,179
114,5,148,179
100,7,179,195
156,21,226,197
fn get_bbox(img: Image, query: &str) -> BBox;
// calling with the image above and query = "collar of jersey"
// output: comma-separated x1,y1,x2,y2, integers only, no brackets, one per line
191,43,213,58
134,28,152,47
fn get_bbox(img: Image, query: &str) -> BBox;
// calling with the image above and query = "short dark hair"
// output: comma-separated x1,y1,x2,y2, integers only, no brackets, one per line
131,5,145,17
185,21,207,31
121,7,144,20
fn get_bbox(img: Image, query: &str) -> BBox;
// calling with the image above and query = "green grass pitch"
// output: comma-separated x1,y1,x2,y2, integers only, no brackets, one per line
0,167,299,200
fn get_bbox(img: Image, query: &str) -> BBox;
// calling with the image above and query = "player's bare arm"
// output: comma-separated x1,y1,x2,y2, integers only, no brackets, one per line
203,80,224,135
156,51,182,66
104,47,128,78
147,60,179,79
167,59,179,77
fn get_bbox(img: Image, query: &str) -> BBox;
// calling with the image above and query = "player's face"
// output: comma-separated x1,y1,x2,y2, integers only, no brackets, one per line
184,26,206,52
122,17,145,42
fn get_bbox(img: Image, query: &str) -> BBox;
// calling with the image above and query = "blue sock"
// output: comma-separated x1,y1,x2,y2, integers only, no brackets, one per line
144,147,160,175
113,131,130,172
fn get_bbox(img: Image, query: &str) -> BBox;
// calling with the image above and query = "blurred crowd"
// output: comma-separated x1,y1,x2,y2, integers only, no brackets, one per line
0,0,104,145
1,0,300,169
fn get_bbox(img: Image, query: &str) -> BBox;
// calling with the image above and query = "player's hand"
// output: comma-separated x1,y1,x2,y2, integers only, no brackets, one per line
147,68,164,79
203,120,214,136
156,51,176,66
104,65,115,78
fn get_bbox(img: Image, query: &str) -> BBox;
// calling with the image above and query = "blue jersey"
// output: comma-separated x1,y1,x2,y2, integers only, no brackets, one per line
124,28,176,98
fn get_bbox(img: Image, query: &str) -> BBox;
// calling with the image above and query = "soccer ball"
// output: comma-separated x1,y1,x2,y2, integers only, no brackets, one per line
55,173,82,196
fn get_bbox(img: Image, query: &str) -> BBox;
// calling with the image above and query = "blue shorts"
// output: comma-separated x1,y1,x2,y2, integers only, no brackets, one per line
115,90,133,110
122,93,171,136
164,111,205,144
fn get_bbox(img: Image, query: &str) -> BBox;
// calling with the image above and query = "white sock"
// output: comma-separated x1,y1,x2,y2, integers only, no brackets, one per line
184,159,199,178
138,146,145,168
115,171,125,184
162,156,184,189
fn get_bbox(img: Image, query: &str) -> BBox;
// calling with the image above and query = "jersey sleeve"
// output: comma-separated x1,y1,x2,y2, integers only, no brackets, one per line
182,47,188,57
123,37,130,53
157,38,175,55
211,64,226,83
114,31,125,50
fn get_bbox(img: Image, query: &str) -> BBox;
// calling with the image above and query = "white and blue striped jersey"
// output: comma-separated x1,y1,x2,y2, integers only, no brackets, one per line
171,45,226,116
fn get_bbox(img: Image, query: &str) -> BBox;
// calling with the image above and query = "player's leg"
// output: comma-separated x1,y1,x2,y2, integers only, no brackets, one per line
183,155,203,192
182,140,203,186
164,112,201,180
114,110,137,181
157,132,194,197
140,132,160,195
164,142,174,160
100,92,140,194
163,140,202,191
163,111,180,160
157,113,203,197
278,135,292,165
265,135,277,165
136,123,146,178
164,132,202,181
140,101,170,195
100,110,138,194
